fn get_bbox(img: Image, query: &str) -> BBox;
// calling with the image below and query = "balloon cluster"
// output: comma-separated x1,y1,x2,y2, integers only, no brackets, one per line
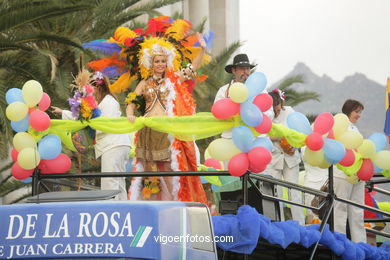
5,81,71,180
288,112,390,181
209,72,274,176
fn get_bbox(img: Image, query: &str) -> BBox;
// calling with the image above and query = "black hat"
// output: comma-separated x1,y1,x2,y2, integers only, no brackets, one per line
224,54,256,73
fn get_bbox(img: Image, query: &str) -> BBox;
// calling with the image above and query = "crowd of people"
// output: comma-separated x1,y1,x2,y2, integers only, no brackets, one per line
52,17,372,243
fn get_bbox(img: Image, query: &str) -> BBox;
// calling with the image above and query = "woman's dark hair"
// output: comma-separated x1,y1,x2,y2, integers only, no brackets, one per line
268,91,282,108
341,99,364,116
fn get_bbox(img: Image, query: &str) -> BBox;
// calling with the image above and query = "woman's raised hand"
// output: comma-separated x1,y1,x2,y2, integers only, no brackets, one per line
51,106,63,115
127,115,136,123
196,32,206,49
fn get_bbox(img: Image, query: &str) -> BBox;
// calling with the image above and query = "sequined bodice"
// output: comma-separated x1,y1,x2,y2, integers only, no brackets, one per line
144,77,169,114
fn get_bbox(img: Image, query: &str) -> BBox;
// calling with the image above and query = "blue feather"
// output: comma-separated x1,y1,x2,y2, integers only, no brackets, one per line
82,40,121,56
102,66,126,78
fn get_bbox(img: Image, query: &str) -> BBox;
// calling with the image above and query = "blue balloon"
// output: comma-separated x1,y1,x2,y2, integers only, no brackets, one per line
323,138,346,164
373,163,382,174
245,72,267,98
287,112,312,135
5,88,24,104
368,133,387,152
38,134,62,160
240,101,263,127
249,137,273,152
232,126,254,152
11,115,30,132
20,177,32,183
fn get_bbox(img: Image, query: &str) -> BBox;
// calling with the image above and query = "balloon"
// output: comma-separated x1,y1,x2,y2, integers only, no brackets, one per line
318,158,331,169
39,153,72,174
240,101,262,127
208,138,241,161
357,159,374,181
338,149,355,167
245,72,267,98
254,114,272,134
338,131,363,149
5,102,28,121
287,112,312,135
253,93,273,112
248,147,272,169
17,147,40,170
373,163,382,174
204,158,222,170
20,177,33,183
346,174,359,184
5,88,24,104
211,98,240,119
232,126,254,152
13,132,36,152
357,139,376,159
38,134,62,160
22,80,43,107
368,133,387,152
228,153,249,177
38,92,51,111
249,164,267,174
303,148,324,167
250,137,273,152
305,132,324,151
10,115,30,132
373,150,390,170
323,138,346,164
332,113,349,139
30,110,50,131
313,112,334,135
12,162,34,180
327,129,335,139
11,148,19,162
228,82,248,103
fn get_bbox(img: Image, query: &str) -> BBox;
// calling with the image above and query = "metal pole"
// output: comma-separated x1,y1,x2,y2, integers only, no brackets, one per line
242,171,249,205
31,168,39,196
328,165,334,231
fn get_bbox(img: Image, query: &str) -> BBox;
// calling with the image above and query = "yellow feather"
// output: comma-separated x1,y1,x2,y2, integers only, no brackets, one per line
109,73,136,93
109,27,138,45
165,19,191,41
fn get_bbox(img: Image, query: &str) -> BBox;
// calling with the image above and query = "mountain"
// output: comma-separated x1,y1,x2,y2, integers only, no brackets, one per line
271,62,387,137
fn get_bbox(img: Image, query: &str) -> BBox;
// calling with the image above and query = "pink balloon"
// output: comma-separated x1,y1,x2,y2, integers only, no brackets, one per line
327,129,335,139
11,148,19,162
28,107,36,114
313,112,334,135
211,98,240,119
339,149,355,167
249,164,266,173
12,162,34,180
248,147,272,169
228,153,249,177
253,93,273,112
38,93,51,111
305,132,324,151
30,110,50,131
204,158,222,169
254,114,272,134
39,153,71,174
357,159,374,181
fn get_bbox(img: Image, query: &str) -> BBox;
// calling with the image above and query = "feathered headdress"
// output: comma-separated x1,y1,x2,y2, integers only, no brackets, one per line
83,16,212,93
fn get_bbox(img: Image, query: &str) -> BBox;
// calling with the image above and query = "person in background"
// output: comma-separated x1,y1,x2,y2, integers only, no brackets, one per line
266,90,305,225
333,99,366,242
52,71,131,200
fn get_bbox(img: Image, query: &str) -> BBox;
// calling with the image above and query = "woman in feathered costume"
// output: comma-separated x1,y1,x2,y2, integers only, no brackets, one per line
83,17,211,203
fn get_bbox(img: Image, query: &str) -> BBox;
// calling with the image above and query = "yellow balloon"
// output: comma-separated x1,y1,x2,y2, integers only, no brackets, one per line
17,147,40,170
304,148,324,167
22,80,43,107
318,159,331,169
13,132,37,152
208,138,241,161
204,148,225,170
228,82,248,103
373,150,390,170
338,131,363,149
357,139,376,159
5,102,28,121
346,174,359,184
333,113,349,139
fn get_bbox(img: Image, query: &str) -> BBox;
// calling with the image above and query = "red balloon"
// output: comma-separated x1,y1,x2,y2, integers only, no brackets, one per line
12,162,33,180
253,93,273,112
211,98,240,119
305,132,324,151
249,164,267,173
228,153,249,177
254,114,272,134
248,147,272,169
38,92,51,111
313,112,334,135
30,110,50,131
204,158,222,170
39,153,71,174
339,149,355,167
357,159,374,181
28,107,36,114
327,129,335,139
11,148,19,162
